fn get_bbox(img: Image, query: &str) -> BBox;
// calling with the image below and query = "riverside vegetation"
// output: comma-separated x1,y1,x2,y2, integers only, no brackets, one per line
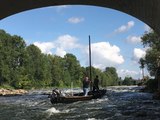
0,29,120,90
0,29,160,94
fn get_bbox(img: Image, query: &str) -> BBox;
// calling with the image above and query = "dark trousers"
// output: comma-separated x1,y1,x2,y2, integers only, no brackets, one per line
93,85,99,91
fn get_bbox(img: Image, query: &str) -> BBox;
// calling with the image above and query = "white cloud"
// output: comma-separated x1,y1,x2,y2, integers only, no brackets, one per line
55,5,69,12
55,48,66,57
54,34,81,57
132,48,146,62
68,17,84,24
34,34,80,57
84,42,124,70
55,34,81,49
126,35,141,44
114,21,134,33
117,69,140,79
33,42,55,54
56,5,68,8
144,24,152,32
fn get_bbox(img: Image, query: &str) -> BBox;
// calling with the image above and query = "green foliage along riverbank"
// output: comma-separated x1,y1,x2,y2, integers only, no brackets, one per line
0,29,120,89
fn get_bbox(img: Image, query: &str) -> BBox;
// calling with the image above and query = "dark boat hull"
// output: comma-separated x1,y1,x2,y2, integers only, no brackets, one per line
49,89,106,104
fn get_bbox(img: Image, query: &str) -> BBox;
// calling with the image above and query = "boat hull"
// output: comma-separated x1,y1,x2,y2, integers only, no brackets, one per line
49,89,106,104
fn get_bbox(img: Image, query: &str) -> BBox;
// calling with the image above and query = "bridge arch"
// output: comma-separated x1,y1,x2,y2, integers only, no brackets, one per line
0,0,160,35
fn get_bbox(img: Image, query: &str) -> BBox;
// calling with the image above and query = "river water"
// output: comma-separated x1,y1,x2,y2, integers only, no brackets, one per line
0,86,160,120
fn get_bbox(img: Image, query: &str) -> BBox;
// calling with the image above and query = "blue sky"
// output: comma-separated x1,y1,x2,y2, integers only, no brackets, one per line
0,5,150,79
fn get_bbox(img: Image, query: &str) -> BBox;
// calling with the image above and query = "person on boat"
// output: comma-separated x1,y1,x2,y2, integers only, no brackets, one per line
83,76,90,96
93,75,99,92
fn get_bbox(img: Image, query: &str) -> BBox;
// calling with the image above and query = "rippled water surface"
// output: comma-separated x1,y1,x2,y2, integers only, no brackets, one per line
0,86,160,120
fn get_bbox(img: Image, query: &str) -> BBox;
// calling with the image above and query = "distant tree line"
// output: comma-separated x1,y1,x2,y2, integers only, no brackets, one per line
0,29,120,89
118,76,140,86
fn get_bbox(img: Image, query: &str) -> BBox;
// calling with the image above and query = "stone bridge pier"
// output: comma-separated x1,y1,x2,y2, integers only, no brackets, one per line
1,0,160,99
0,0,160,35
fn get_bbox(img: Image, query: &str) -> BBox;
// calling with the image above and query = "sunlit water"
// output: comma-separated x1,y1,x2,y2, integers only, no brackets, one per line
0,86,160,120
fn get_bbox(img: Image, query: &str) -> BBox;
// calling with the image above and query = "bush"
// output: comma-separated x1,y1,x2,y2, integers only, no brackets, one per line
0,84,14,89
145,79,158,92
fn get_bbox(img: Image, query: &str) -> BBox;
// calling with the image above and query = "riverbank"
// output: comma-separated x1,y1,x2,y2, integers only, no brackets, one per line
0,88,28,96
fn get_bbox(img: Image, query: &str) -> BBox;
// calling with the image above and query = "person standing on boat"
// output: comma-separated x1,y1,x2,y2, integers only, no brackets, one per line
83,76,90,96
93,75,99,92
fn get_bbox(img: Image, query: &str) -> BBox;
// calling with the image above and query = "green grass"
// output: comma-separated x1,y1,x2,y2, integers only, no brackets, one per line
0,84,14,90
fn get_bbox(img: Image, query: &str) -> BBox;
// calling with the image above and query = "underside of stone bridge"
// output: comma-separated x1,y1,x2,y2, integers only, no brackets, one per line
0,0,160,35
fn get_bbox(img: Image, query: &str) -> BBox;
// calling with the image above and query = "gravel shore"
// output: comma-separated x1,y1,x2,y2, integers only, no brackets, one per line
0,88,28,96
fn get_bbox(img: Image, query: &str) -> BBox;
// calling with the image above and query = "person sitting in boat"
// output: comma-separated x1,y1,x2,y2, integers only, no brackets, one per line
93,75,99,92
83,76,90,96
50,88,60,99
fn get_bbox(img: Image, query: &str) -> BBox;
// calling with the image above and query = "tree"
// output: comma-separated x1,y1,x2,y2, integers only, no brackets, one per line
0,30,27,88
140,30,160,92
49,55,64,87
139,58,145,80
64,53,82,86
141,31,160,76
123,76,132,86
25,44,48,87
0,29,123,89
103,67,119,86
101,72,108,87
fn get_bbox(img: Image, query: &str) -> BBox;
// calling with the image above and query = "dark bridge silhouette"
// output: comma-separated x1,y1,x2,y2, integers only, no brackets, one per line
0,0,160,35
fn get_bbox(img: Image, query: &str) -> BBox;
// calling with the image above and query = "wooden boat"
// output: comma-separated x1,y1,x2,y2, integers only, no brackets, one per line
48,89,106,104
48,36,106,104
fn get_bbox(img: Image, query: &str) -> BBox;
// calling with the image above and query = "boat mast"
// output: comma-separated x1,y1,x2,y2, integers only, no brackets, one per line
89,35,92,91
